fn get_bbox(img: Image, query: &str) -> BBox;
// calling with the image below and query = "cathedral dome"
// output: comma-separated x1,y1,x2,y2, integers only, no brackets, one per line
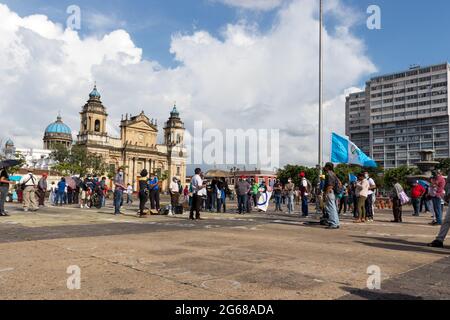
43,115,73,150
5,138,14,147
45,116,72,135
89,85,101,99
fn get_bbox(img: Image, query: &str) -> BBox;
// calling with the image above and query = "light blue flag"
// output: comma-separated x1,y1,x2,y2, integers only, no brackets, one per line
349,174,357,183
331,133,377,168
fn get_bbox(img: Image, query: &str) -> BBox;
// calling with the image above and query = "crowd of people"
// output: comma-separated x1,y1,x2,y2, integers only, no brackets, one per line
0,163,449,247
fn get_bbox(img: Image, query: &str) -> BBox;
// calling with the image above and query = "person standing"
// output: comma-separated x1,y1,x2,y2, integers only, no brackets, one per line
37,173,48,207
49,182,57,205
169,177,180,216
364,172,376,222
391,179,404,223
338,184,349,215
428,204,450,248
183,185,189,203
138,170,149,218
190,168,204,220
19,169,38,212
411,181,425,217
113,168,126,215
0,167,14,216
235,177,251,215
323,163,340,230
251,181,259,208
285,178,295,214
355,173,369,223
99,177,107,208
148,173,160,213
126,183,134,205
273,180,283,212
299,172,310,217
216,178,228,213
430,171,445,226
56,177,66,206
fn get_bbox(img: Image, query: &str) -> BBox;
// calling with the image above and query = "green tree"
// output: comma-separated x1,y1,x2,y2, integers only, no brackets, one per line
383,166,420,191
50,145,108,177
436,158,450,175
277,165,319,186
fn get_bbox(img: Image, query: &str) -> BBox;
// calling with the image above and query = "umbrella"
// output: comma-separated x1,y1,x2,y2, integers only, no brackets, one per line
65,176,77,189
418,180,430,188
0,159,21,169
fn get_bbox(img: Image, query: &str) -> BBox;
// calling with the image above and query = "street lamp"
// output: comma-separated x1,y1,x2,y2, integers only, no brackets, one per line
318,0,324,176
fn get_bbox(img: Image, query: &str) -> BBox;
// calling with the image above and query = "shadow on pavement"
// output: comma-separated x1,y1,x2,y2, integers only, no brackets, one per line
339,286,423,300
351,235,449,255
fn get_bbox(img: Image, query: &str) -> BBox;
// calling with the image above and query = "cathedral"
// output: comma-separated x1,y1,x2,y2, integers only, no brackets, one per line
43,85,187,190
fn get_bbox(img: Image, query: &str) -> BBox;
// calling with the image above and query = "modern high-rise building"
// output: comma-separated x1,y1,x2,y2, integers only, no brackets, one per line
345,62,450,169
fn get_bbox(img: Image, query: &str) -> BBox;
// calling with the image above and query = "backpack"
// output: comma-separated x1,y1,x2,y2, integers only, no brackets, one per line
333,174,343,195
20,174,35,191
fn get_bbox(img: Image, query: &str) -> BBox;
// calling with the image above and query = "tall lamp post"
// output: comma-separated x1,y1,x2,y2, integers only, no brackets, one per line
318,0,324,176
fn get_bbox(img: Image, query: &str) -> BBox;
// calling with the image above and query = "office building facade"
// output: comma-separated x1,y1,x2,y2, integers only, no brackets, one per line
346,62,450,168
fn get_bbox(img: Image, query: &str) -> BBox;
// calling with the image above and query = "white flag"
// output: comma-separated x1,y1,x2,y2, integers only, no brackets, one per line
257,191,272,212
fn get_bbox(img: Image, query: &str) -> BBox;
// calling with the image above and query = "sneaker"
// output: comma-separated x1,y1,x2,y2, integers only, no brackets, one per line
428,240,444,248
24,208,29,212
326,225,340,230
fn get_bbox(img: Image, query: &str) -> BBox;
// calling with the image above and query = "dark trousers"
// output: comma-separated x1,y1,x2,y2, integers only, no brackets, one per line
302,196,309,216
217,197,226,213
149,189,160,210
412,198,420,216
67,191,73,204
338,196,347,214
238,194,247,214
352,195,358,218
252,194,258,207
56,192,64,206
139,191,148,215
365,195,374,219
37,188,46,206
0,186,8,213
392,197,402,222
432,197,443,225
114,189,123,214
420,196,429,212
190,194,201,219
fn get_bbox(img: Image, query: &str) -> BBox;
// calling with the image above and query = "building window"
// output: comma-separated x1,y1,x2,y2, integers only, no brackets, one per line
95,120,101,132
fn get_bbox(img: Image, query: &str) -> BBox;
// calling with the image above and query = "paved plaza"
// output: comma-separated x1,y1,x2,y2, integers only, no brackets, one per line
0,199,449,300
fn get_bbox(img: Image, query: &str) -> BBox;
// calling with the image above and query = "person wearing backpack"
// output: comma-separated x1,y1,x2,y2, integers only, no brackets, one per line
323,163,340,230
19,169,38,212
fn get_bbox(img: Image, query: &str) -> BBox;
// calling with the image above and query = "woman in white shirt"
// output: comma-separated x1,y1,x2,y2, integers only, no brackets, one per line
355,173,370,223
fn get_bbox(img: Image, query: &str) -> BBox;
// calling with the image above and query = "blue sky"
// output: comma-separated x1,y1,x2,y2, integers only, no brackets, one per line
3,0,450,84
2,0,450,166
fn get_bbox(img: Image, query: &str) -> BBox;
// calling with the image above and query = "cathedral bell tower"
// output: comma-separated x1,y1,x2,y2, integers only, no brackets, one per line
78,85,108,140
164,104,185,147
164,104,186,183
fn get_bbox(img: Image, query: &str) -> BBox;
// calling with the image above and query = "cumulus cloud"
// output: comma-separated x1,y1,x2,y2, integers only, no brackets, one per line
0,0,375,168
215,0,284,11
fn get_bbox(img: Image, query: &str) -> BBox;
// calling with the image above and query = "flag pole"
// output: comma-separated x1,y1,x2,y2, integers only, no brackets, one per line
318,0,324,181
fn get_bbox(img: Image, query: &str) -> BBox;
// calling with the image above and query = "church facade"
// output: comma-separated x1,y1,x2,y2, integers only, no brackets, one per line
74,85,187,190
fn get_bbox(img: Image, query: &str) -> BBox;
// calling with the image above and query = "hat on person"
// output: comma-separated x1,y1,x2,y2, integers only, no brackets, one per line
299,172,305,178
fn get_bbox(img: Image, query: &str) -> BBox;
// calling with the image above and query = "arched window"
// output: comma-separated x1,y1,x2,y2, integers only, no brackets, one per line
94,120,101,132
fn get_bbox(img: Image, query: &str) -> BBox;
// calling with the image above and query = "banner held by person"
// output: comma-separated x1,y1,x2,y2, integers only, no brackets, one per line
257,191,273,212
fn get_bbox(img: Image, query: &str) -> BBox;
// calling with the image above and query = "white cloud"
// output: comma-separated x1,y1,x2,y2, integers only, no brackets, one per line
216,0,284,11
0,0,375,169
